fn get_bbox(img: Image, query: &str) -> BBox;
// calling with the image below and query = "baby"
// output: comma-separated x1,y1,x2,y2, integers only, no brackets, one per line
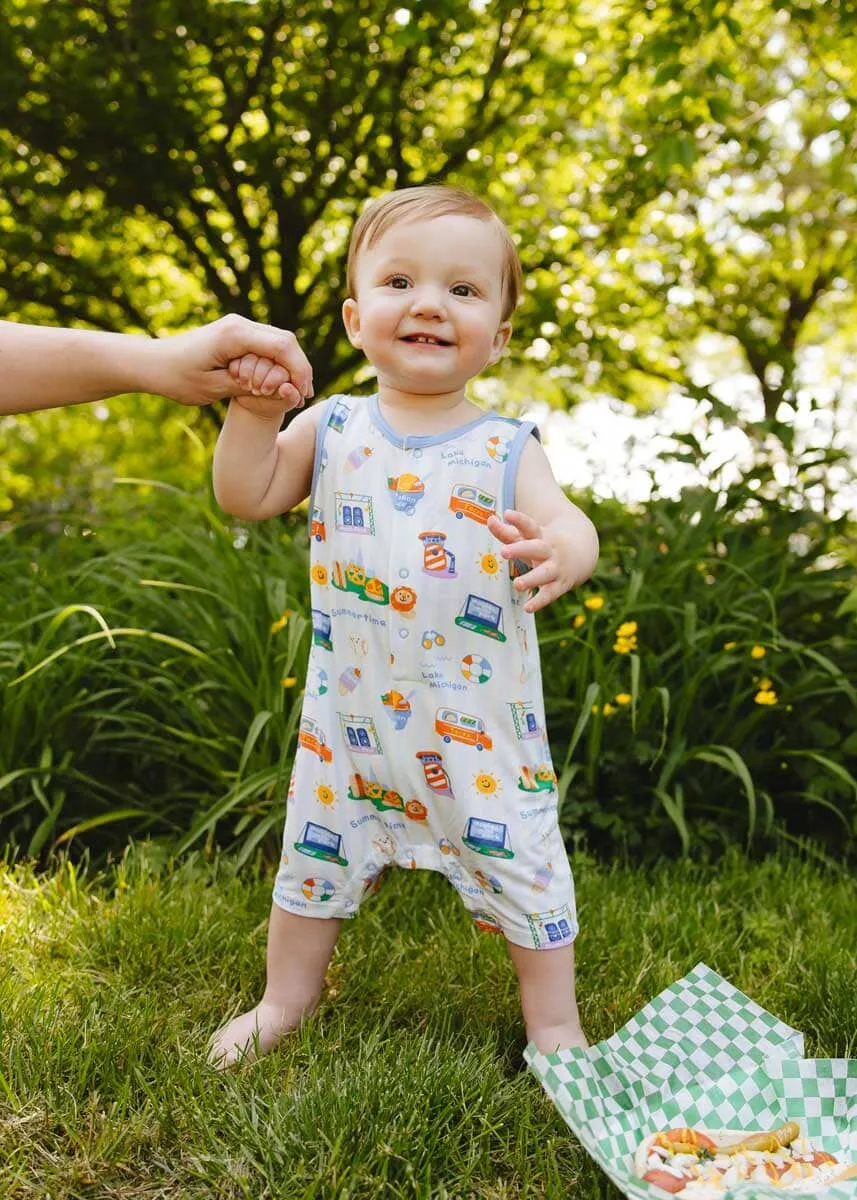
210,185,599,1066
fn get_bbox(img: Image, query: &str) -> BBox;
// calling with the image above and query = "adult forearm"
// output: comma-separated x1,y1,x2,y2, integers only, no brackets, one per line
0,322,156,414
212,401,285,519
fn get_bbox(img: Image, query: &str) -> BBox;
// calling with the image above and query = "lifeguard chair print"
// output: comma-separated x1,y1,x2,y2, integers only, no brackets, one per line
509,700,541,740
462,816,514,859
339,713,383,755
415,750,455,798
455,594,506,642
526,907,574,948
334,492,375,536
448,483,495,525
419,531,457,578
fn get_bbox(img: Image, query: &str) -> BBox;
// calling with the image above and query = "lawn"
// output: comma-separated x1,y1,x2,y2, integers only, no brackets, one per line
2,848,856,1199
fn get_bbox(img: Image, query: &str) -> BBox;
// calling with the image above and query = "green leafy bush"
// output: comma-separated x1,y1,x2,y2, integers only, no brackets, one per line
1,476,855,864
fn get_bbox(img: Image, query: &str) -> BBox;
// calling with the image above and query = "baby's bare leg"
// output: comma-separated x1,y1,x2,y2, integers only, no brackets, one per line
209,904,342,1067
506,939,589,1054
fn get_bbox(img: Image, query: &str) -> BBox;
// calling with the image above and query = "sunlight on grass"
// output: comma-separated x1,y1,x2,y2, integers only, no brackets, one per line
1,848,855,1198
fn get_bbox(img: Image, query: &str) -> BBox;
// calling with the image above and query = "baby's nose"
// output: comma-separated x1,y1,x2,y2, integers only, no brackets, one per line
409,286,446,317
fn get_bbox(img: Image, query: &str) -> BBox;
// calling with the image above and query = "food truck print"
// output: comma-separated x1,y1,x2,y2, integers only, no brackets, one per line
310,506,326,542
435,707,493,752
299,716,333,764
448,483,495,525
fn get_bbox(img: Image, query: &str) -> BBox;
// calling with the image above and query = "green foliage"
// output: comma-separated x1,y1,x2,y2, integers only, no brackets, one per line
1,486,310,862
0,393,210,514
1,0,854,438
1,472,854,864
541,476,857,860
1,849,855,1196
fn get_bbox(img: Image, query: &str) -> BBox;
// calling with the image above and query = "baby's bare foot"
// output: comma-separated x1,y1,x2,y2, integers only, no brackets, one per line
208,1000,297,1068
528,1022,590,1054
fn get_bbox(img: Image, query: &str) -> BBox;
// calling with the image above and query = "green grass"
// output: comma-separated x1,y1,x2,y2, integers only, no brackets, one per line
2,848,856,1198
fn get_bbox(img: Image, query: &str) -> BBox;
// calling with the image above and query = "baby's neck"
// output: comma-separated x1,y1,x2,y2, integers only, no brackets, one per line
376,386,483,436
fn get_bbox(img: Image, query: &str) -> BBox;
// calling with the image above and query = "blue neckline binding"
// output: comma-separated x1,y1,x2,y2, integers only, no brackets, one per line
368,393,493,449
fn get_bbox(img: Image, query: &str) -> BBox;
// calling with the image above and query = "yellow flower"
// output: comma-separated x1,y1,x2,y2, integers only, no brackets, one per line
584,595,605,610
573,614,587,628
757,677,772,690
613,637,637,654
723,641,736,651
270,608,295,634
754,688,777,705
615,693,632,705
591,703,601,714
559,639,567,648
751,645,766,659
617,621,638,637
282,676,298,688
603,702,616,716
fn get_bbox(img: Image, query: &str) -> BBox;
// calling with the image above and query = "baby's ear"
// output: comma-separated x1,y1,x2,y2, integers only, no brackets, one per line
489,320,512,363
342,298,363,348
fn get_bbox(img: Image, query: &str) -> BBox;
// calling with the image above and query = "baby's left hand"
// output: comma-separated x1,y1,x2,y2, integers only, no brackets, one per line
487,509,579,614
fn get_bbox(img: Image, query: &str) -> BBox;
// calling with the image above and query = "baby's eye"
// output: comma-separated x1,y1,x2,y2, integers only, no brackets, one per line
387,276,410,289
451,283,476,297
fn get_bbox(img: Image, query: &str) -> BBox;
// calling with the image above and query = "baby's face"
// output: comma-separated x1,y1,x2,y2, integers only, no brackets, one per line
342,213,512,398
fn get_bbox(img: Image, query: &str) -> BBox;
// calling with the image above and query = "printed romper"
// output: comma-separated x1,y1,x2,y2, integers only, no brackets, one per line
273,393,578,951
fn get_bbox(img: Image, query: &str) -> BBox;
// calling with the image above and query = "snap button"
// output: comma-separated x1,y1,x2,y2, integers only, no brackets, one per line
398,628,409,639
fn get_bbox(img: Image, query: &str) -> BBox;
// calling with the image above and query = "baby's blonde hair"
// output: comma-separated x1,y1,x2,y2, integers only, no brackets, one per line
346,185,523,322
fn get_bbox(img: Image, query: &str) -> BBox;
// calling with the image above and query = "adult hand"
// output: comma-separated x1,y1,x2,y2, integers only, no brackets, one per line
0,315,314,415
149,315,314,407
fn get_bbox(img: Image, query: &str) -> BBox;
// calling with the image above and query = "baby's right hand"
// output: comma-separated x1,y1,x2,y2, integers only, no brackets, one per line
228,354,306,417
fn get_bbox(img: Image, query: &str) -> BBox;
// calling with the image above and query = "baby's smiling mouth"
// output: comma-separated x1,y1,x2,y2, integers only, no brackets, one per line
400,334,453,346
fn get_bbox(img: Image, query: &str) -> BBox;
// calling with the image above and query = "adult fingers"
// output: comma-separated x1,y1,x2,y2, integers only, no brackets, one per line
216,316,313,399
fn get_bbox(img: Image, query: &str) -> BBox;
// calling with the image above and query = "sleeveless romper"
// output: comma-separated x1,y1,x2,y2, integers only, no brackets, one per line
273,393,577,951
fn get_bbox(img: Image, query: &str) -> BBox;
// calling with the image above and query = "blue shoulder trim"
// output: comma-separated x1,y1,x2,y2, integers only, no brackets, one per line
307,394,344,535
501,420,541,514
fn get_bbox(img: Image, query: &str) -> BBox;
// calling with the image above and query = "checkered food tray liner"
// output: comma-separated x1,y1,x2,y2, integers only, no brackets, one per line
525,963,857,1198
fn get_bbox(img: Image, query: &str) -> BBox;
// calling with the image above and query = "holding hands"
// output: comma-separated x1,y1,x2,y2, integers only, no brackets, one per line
228,350,308,418
488,508,594,614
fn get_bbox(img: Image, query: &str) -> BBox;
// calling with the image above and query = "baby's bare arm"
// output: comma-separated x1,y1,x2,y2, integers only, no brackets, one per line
213,400,322,520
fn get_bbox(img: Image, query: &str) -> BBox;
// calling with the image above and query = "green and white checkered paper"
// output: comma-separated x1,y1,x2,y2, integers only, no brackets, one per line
525,963,857,1198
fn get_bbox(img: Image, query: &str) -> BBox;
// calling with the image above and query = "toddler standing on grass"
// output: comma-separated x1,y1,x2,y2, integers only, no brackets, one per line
210,185,598,1067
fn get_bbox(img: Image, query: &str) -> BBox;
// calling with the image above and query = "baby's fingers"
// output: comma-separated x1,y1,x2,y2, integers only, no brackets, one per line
514,560,558,593
524,580,565,614
501,537,549,564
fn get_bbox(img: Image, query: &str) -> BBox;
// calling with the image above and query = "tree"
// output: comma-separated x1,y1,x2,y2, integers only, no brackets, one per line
0,0,599,396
